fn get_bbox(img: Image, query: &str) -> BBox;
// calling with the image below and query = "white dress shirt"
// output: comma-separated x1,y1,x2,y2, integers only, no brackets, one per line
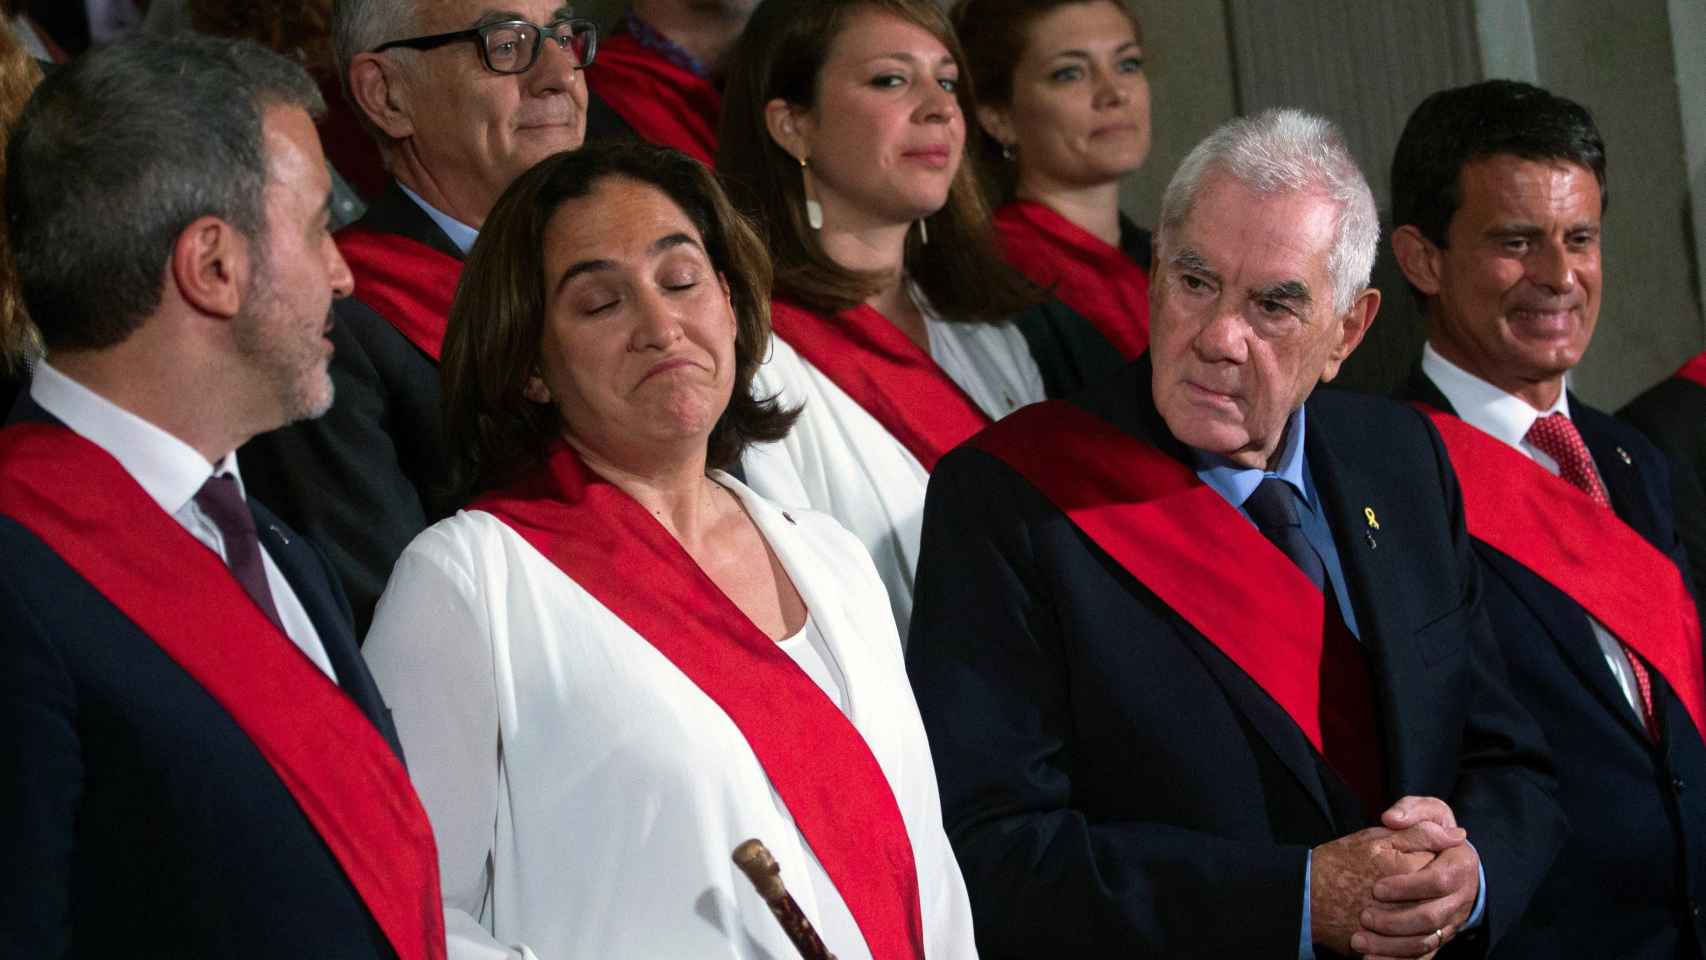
1422,344,1646,716
363,474,977,960
29,362,337,681
742,288,1046,641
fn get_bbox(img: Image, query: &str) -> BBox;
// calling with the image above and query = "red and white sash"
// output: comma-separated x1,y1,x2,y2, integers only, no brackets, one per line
0,422,446,960
993,200,1150,360
770,298,989,471
584,32,721,165
972,400,1376,766
336,227,463,362
1423,408,1706,738
472,442,926,960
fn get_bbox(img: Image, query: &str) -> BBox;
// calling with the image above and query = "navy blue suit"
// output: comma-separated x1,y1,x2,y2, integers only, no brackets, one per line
906,360,1564,958
0,402,407,959
1402,370,1706,959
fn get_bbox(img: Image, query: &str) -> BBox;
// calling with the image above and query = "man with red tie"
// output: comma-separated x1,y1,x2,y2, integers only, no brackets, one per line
907,108,1564,959
0,36,443,957
242,0,596,634
1391,80,1706,959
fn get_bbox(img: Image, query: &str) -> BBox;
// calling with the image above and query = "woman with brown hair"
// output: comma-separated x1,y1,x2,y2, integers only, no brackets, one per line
363,142,977,960
719,0,1120,639
956,0,1154,360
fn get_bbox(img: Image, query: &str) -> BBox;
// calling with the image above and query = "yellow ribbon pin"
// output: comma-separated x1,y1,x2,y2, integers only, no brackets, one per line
1364,507,1380,530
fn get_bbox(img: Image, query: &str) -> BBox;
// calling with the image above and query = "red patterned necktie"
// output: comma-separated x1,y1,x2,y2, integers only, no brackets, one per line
1524,413,1658,738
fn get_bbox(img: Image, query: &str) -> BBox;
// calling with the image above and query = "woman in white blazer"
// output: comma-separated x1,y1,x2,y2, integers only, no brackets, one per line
363,142,976,960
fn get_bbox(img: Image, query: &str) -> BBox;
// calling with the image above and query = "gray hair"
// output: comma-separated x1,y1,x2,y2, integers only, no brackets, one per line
1157,108,1378,315
332,0,419,98
5,34,323,351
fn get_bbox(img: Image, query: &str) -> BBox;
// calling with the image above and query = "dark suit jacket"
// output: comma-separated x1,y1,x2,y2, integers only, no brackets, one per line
1403,369,1706,960
0,405,407,958
906,360,1563,959
241,183,458,638
1621,373,1706,614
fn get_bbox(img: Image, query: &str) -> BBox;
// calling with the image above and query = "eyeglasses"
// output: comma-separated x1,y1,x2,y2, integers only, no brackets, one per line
372,18,598,74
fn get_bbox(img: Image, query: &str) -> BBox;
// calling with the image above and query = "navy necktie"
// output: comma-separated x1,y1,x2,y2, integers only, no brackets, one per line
194,474,286,634
1244,477,1325,591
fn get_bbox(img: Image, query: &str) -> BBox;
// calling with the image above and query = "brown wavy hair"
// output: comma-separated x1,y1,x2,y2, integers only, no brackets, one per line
188,0,335,77
952,0,1142,202
716,0,1037,319
0,22,42,375
441,141,798,502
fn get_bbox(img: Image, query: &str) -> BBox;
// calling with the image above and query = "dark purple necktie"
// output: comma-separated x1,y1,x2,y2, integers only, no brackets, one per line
193,474,285,634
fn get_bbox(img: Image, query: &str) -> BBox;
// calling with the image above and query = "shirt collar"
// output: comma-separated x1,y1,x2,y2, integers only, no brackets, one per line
397,181,480,255
622,9,709,77
1422,342,1570,449
29,361,240,515
1193,405,1311,510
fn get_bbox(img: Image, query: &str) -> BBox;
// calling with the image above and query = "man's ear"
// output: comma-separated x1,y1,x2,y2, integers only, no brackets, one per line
1391,225,1444,298
763,97,810,161
348,52,415,141
1319,286,1380,384
170,216,247,320
975,102,1015,149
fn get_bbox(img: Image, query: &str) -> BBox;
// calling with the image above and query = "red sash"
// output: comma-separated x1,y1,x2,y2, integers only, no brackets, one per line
0,423,446,960
584,32,721,165
770,298,990,471
973,400,1359,759
336,226,463,362
993,200,1150,360
1676,351,1706,390
1423,408,1706,738
471,443,925,960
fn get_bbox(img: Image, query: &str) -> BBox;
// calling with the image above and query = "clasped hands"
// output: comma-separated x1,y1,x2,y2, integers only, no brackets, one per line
1311,796,1480,960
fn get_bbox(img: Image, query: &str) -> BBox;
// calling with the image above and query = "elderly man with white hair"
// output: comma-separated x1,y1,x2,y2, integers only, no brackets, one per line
242,0,597,633
905,108,1565,959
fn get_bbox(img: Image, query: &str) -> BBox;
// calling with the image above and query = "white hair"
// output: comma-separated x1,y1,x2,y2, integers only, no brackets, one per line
1157,108,1379,315
331,0,420,98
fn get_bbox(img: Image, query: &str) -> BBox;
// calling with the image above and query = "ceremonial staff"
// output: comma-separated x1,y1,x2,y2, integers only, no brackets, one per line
732,839,838,960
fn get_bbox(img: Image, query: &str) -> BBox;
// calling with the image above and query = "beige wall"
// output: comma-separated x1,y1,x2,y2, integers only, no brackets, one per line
584,0,1704,404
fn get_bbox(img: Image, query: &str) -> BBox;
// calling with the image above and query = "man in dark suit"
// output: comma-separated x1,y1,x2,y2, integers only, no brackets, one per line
0,36,444,957
907,108,1563,959
1389,80,1706,959
1621,352,1706,609
242,0,599,633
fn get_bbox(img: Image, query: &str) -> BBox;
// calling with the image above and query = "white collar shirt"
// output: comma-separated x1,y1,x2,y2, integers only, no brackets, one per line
29,362,338,681
1421,343,1642,717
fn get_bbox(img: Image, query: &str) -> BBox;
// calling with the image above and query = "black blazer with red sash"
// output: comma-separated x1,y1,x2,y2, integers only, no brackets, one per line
0,399,408,958
905,358,1563,958
240,182,459,637
1402,369,1706,960
1621,370,1706,616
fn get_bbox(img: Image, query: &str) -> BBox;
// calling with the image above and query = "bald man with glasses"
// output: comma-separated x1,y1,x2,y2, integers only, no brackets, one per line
243,0,598,634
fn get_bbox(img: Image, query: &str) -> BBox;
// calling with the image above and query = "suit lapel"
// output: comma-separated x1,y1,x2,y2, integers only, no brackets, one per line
356,182,467,263
1078,365,1338,827
1301,398,1425,804
1573,397,1664,547
253,505,403,759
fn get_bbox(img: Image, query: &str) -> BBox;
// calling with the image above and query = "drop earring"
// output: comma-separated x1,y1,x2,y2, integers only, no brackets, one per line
917,217,929,245
799,156,823,230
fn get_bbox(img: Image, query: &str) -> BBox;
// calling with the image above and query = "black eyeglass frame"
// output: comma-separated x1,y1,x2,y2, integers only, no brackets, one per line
371,18,599,74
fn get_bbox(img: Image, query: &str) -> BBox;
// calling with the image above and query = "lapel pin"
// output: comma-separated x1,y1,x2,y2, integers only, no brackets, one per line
1616,446,1633,465
1363,507,1379,549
